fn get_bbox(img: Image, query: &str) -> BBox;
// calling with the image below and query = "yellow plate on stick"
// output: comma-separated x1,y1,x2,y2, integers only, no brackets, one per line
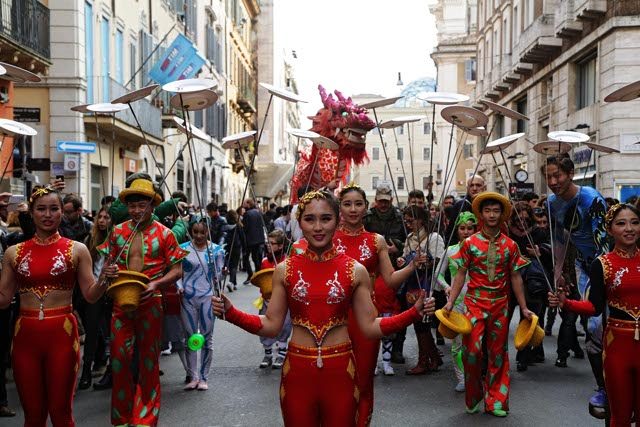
250,268,275,300
435,309,472,336
514,314,540,350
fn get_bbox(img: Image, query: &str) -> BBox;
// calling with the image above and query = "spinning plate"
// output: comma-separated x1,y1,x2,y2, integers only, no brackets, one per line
417,92,469,105
584,142,620,154
162,78,217,93
378,119,403,129
548,130,590,144
0,62,41,83
111,84,159,104
310,135,339,150
87,103,127,113
533,141,572,155
480,100,529,121
359,96,403,109
464,126,489,137
221,131,256,149
173,117,210,142
0,119,37,136
390,115,426,124
170,89,218,111
604,80,640,102
259,83,307,103
286,129,319,139
441,106,488,128
481,133,525,154
70,104,91,113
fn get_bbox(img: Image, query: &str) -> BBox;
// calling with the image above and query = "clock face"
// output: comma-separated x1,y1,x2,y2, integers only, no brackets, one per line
515,169,528,183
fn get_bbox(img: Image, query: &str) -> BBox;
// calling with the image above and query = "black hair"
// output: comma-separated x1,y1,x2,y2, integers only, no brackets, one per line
206,201,218,212
479,198,504,213
408,190,425,200
171,191,188,203
541,153,574,175
101,195,116,205
62,194,82,210
124,193,153,204
297,185,311,199
339,186,368,206
522,192,539,202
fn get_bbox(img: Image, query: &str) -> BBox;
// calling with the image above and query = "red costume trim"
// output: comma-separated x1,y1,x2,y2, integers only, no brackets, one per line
380,306,421,336
20,305,73,318
225,304,263,334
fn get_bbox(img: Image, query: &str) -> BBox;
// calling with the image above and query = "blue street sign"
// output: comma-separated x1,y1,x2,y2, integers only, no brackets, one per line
56,141,96,153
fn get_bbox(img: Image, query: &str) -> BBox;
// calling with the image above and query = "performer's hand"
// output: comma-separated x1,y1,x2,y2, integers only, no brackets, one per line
548,290,566,308
101,263,119,280
397,257,406,267
411,253,427,270
442,300,454,313
51,179,66,192
423,296,436,316
520,307,534,320
212,294,231,318
140,281,158,302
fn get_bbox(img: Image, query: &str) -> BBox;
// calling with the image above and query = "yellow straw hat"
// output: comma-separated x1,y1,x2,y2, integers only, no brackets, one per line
106,270,150,312
118,178,162,207
438,322,458,339
435,309,472,335
514,314,539,351
530,324,545,348
471,191,512,224
250,268,275,299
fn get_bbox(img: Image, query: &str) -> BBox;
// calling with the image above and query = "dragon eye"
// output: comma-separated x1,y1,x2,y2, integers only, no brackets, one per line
341,111,348,117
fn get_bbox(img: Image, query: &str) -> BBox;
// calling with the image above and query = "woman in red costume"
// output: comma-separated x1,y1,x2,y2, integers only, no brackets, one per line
0,186,113,427
213,190,435,427
335,184,427,426
549,203,640,427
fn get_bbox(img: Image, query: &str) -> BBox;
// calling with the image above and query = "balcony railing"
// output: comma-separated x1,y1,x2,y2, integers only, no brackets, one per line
0,0,50,60
110,78,162,139
513,14,562,64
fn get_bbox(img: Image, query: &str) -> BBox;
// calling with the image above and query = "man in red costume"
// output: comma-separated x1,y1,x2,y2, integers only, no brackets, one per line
445,192,532,417
98,178,187,427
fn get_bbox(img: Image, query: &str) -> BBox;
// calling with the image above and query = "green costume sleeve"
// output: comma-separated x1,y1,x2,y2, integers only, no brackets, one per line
171,218,188,243
108,199,129,225
155,198,182,220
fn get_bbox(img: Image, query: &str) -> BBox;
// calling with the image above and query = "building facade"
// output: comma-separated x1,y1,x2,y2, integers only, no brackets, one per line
472,0,640,199
430,0,479,197
352,79,442,207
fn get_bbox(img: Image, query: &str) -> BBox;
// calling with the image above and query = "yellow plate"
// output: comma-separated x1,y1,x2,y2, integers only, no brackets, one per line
514,314,539,351
435,309,472,335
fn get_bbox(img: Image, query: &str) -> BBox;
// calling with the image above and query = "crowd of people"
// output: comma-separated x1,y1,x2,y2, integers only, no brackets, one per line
0,149,638,426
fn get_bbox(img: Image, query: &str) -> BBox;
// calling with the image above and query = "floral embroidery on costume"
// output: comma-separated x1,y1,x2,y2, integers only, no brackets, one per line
50,249,68,276
336,238,346,254
612,267,628,290
17,250,31,277
326,271,346,304
291,271,311,305
359,238,372,261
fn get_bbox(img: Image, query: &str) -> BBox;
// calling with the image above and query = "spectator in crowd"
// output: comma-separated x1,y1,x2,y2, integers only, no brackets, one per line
445,176,486,245
241,199,266,283
443,195,455,209
222,210,244,292
522,192,539,210
206,201,227,245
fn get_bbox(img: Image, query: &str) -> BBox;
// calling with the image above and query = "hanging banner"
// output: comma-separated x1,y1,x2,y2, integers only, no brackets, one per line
148,34,205,85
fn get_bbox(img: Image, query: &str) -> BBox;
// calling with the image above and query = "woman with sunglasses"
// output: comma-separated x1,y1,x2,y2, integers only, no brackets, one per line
0,186,110,426
549,203,640,426
213,190,435,427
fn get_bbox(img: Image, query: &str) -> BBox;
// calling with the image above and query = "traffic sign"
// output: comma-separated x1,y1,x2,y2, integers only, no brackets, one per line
56,140,96,153
64,154,79,172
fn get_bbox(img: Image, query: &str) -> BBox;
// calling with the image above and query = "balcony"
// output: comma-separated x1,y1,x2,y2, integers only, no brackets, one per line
514,14,562,64
555,0,583,38
237,85,256,115
574,0,606,19
0,0,50,74
84,78,163,145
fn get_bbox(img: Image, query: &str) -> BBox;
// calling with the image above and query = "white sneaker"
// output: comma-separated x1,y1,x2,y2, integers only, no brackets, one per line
160,349,171,356
455,381,465,392
383,362,395,376
374,366,379,376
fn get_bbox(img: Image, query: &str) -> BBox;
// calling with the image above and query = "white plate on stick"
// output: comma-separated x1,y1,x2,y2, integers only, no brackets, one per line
111,84,159,104
480,100,530,121
162,78,217,93
547,131,590,144
481,133,525,154
87,103,127,113
0,119,37,136
259,83,307,103
359,96,403,109
286,129,320,139
417,92,469,105
533,141,572,155
463,126,489,137
170,90,218,111
310,135,339,150
441,106,489,128
173,117,210,142
390,115,426,124
0,62,40,82
604,80,640,102
70,104,91,113
584,142,620,153
221,131,257,149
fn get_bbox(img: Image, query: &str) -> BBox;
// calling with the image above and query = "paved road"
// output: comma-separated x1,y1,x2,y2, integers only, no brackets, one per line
5,272,602,426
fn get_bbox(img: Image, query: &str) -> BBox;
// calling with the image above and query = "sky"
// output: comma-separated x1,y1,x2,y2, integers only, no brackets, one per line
277,0,438,118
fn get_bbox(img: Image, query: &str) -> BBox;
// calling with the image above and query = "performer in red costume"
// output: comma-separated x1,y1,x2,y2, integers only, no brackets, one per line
335,184,427,426
549,203,640,427
0,186,110,427
213,191,435,427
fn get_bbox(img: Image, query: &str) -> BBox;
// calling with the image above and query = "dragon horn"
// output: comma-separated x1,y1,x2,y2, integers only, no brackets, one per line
334,90,346,102
318,85,330,108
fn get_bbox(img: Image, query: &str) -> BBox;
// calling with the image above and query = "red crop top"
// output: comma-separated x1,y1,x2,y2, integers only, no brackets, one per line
284,247,357,348
334,225,381,276
14,233,76,300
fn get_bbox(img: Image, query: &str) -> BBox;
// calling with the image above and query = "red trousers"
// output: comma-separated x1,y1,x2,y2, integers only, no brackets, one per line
462,296,510,413
110,296,163,426
12,305,79,427
280,342,358,427
603,318,640,426
347,308,380,426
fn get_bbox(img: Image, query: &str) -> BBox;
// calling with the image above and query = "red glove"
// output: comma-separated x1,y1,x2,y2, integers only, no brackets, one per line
563,299,596,317
380,306,422,336
225,304,263,334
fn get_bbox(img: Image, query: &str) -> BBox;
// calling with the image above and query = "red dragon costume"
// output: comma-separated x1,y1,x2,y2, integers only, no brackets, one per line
290,86,375,202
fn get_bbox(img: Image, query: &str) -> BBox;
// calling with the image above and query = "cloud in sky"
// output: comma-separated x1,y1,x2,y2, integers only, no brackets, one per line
276,0,438,117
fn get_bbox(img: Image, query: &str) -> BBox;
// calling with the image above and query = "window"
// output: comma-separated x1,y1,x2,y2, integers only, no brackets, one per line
372,176,379,190
423,147,431,161
464,59,476,82
422,176,431,190
101,17,110,102
176,159,184,191
495,115,504,138
397,147,404,161
129,41,137,89
90,165,106,211
372,147,379,160
115,29,124,84
493,29,499,66
140,30,153,87
516,98,528,133
398,125,404,135
85,2,94,103
463,144,474,159
423,122,431,134
577,54,596,110
397,176,405,190
194,110,203,128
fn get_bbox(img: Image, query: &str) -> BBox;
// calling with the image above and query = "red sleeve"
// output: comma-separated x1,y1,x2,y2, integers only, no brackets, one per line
380,306,422,336
163,228,188,265
225,304,263,334
260,257,270,270
563,299,596,317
